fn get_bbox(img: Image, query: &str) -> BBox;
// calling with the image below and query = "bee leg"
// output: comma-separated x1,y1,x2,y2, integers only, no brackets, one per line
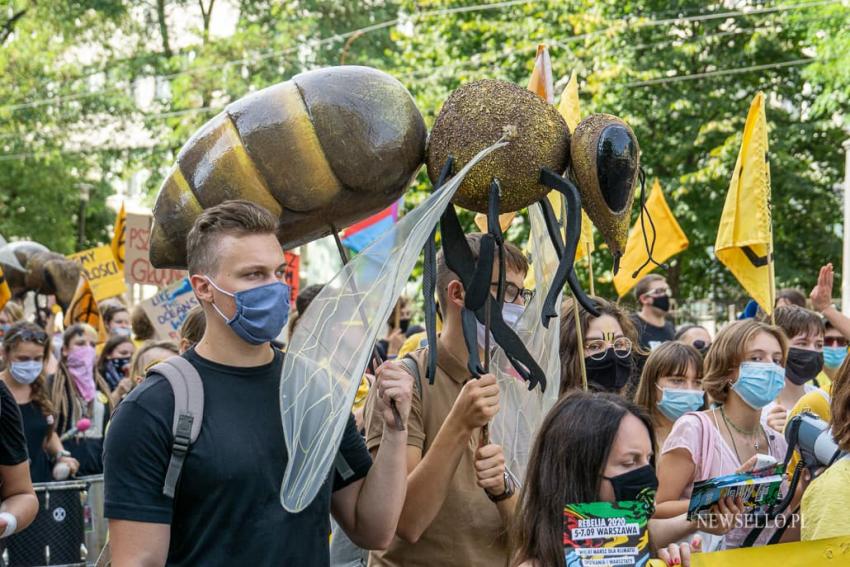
539,168,599,326
423,157,454,384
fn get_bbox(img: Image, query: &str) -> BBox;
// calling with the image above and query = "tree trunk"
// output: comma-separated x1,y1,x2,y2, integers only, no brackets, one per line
156,0,172,57
199,0,216,45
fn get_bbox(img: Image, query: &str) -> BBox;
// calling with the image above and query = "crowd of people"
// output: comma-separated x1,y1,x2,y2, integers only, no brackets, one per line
0,199,848,566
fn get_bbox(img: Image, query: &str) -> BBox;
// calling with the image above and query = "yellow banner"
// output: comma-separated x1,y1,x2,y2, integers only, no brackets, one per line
693,535,850,566
0,266,11,311
67,245,127,302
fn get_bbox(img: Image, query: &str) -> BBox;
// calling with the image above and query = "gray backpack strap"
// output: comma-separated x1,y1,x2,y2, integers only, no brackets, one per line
149,357,204,498
398,355,423,398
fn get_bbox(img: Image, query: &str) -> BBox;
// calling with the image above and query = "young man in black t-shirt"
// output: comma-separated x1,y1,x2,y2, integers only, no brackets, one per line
104,201,413,566
630,274,676,351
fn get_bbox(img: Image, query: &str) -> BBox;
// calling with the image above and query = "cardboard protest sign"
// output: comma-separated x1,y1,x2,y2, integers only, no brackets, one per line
125,213,186,287
139,277,199,342
67,245,127,302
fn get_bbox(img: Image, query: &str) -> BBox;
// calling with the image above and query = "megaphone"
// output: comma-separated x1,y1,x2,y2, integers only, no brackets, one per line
785,412,844,471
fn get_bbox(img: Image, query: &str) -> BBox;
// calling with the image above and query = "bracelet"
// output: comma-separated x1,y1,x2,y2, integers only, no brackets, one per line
51,449,72,464
0,512,17,538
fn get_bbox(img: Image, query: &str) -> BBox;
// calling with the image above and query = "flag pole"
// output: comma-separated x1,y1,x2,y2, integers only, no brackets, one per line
586,245,595,297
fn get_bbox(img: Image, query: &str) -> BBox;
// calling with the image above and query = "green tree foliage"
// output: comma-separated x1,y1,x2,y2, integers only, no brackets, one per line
0,0,846,311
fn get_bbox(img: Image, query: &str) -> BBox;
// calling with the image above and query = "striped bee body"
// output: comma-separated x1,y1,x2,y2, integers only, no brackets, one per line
150,66,427,269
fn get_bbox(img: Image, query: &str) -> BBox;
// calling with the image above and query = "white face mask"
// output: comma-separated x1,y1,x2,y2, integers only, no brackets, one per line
10,360,43,385
477,302,525,351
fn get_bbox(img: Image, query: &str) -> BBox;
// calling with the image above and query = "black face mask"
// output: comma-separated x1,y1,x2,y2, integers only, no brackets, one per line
398,318,411,334
651,295,670,312
603,464,658,508
785,347,823,386
584,349,633,392
104,357,131,389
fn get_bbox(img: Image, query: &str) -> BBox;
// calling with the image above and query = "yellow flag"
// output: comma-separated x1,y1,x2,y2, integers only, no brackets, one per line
613,179,689,296
715,92,774,314
111,202,126,270
554,69,594,261
558,69,581,132
64,276,107,343
0,266,11,311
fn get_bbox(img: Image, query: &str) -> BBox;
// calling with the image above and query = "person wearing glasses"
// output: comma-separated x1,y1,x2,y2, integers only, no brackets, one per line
363,233,528,567
559,296,644,395
0,322,79,482
631,274,676,351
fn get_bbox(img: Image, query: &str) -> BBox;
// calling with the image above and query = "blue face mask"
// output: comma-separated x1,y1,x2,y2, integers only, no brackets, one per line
207,277,291,346
823,346,847,369
656,387,705,421
10,360,43,385
731,361,786,409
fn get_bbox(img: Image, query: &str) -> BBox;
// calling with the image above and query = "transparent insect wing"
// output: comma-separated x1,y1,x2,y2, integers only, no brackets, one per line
488,203,562,482
279,140,508,512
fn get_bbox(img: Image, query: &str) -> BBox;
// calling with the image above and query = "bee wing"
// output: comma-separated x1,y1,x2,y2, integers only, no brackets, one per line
488,202,562,482
279,140,508,512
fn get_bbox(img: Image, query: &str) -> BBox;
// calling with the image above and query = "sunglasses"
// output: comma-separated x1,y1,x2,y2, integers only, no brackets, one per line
5,328,48,345
824,336,849,348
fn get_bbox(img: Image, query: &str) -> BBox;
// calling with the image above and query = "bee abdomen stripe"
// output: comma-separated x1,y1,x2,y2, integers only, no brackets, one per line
228,81,342,213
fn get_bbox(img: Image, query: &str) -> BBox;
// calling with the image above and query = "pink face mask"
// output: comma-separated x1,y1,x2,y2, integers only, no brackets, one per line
66,345,97,403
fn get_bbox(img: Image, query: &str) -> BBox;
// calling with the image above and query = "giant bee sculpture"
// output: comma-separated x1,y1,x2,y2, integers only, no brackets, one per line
146,64,641,513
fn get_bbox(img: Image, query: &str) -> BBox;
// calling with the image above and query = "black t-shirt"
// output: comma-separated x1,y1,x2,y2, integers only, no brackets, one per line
18,402,52,482
0,381,28,467
630,314,676,351
104,348,372,566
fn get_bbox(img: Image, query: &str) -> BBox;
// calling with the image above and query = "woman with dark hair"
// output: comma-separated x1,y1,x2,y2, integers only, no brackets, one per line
97,334,136,392
1,322,80,482
51,324,113,475
511,392,736,567
559,296,645,395
674,325,712,355
102,304,132,338
634,342,706,448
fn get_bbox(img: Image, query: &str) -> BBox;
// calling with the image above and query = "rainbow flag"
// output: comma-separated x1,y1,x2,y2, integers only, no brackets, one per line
341,199,402,253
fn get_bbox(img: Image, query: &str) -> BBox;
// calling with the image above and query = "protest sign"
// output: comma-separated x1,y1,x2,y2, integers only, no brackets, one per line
125,212,186,287
139,277,199,342
563,500,651,566
67,245,127,301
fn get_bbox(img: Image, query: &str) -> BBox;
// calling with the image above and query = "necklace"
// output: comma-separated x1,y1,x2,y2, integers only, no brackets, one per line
720,406,764,454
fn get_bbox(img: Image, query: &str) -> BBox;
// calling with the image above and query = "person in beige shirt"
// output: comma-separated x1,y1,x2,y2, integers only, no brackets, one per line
364,233,531,566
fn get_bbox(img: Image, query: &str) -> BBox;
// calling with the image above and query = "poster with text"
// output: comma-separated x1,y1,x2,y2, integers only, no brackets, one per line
125,213,186,287
67,245,127,301
563,500,651,567
139,278,199,342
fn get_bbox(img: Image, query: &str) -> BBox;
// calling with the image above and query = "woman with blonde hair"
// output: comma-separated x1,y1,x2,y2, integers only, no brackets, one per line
656,319,790,549
51,323,113,475
634,342,706,449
